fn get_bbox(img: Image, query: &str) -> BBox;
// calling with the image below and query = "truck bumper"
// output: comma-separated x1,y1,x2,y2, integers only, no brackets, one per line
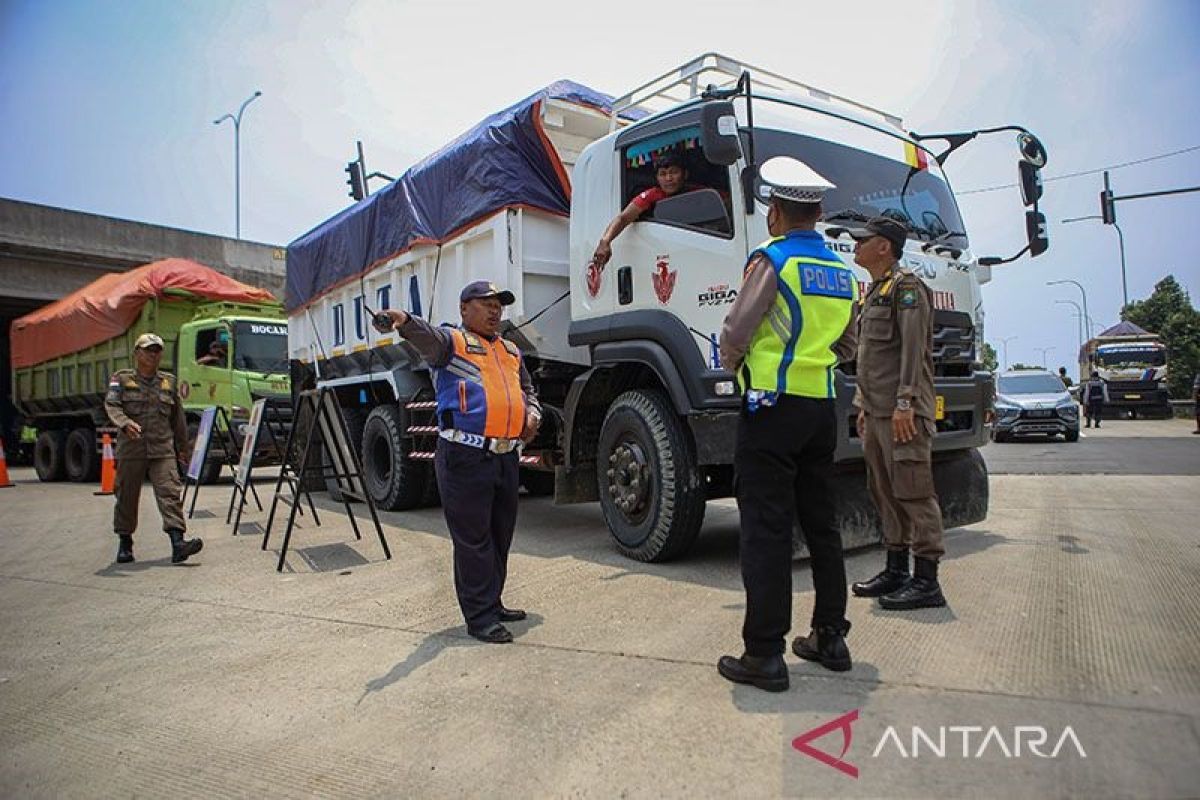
794,446,989,557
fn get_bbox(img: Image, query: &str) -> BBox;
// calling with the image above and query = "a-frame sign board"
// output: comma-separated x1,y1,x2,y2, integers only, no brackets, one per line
181,405,254,519
263,387,391,572
226,399,296,534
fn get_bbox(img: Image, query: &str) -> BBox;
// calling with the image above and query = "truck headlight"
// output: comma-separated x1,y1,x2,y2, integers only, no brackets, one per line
713,380,736,396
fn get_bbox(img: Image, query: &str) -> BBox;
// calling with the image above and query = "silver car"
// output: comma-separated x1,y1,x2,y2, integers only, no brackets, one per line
992,370,1080,443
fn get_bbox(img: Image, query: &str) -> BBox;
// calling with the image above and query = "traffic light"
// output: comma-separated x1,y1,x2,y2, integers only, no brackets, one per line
1100,188,1116,225
345,160,365,201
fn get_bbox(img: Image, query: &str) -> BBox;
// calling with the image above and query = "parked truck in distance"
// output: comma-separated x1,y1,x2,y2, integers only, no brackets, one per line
287,53,1051,562
1079,321,1171,418
11,259,289,484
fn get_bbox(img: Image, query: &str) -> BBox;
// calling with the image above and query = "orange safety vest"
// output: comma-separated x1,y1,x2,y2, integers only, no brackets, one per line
433,328,527,439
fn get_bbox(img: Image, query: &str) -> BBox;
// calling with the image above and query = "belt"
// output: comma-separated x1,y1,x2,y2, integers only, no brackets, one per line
439,429,521,454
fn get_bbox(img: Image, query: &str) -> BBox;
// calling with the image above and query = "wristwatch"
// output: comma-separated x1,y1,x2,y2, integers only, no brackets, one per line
895,398,913,411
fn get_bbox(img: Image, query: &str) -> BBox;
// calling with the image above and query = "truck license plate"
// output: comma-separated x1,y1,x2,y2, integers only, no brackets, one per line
935,395,945,420
1126,393,1141,399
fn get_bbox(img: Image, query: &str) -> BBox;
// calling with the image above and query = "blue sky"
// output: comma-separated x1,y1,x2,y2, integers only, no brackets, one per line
2,0,1198,373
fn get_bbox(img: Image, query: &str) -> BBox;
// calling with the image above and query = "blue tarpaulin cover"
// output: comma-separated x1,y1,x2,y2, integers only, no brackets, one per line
286,80,623,312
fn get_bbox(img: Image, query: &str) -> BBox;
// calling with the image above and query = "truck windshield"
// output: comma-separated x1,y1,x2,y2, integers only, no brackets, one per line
234,322,288,373
1096,348,1166,367
752,127,969,250
998,374,1066,395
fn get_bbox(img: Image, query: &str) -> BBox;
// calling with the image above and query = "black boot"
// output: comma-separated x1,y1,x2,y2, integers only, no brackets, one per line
880,557,946,609
167,529,203,564
717,653,789,692
116,535,134,564
852,549,909,597
791,623,852,672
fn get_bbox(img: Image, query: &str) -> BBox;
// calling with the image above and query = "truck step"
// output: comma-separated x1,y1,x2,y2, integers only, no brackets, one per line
405,401,438,410
406,426,438,435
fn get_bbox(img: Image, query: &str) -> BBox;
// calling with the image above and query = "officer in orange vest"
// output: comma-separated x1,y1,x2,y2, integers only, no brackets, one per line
376,281,542,643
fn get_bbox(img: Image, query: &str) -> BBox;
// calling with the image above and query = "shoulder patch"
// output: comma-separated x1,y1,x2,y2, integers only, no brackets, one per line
897,287,919,308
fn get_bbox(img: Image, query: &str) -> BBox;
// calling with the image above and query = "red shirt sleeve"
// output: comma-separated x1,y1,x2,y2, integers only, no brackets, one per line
630,186,667,212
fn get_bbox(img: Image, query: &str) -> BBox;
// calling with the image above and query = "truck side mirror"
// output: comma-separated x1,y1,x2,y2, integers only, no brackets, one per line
1026,210,1049,257
1019,161,1043,207
699,101,741,167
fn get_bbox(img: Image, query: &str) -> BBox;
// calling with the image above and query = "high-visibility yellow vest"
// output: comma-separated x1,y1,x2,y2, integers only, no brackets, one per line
740,231,857,399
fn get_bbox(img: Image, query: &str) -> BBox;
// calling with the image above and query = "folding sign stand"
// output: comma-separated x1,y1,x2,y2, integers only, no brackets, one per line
227,398,304,534
263,387,391,572
181,406,251,519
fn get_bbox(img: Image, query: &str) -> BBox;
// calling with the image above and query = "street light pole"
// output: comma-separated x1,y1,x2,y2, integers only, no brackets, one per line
998,335,1018,370
213,90,262,239
1054,299,1084,355
1047,279,1093,342
1034,346,1056,369
1062,215,1128,309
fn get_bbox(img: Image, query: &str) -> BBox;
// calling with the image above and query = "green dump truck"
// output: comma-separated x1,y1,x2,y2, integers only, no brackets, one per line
10,260,289,483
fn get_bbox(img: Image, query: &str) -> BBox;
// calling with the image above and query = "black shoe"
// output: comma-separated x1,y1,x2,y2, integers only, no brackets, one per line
167,529,203,564
791,624,852,672
498,606,527,622
469,623,513,644
880,557,946,609
1085,422,1091,428
717,653,789,692
116,534,134,564
852,549,909,597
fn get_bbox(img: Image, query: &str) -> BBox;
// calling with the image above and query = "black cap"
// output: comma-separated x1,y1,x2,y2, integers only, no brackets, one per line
460,280,515,306
842,216,909,254
653,151,685,170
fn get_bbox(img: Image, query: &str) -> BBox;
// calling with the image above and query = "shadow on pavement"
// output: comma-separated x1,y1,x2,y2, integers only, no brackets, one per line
95,558,201,576
729,661,882,715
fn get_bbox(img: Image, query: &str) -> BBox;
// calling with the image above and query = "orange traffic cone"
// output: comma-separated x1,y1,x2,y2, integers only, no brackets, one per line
94,434,116,496
0,437,14,488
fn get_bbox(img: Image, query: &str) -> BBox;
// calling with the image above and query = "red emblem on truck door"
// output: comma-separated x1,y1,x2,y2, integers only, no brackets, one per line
586,259,603,298
652,257,676,304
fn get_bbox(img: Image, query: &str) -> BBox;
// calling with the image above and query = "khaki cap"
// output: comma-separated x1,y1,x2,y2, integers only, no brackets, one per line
134,333,164,350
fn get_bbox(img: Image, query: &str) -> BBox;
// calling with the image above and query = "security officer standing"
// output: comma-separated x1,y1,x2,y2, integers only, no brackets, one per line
716,157,859,692
841,216,946,610
104,333,203,565
376,281,542,644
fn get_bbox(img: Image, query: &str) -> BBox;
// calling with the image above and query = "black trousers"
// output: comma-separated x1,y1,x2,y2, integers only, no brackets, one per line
1086,401,1103,423
735,395,848,656
434,440,520,632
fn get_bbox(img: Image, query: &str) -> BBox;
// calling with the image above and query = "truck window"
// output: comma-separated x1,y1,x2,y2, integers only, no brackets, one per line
332,304,345,346
620,133,733,237
1096,347,1166,368
233,321,288,373
195,328,228,367
753,127,969,251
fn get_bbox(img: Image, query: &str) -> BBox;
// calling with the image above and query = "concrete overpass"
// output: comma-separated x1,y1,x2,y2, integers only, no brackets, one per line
1,197,289,451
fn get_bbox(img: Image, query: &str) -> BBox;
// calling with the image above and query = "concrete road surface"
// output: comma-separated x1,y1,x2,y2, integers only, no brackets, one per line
1,419,1197,797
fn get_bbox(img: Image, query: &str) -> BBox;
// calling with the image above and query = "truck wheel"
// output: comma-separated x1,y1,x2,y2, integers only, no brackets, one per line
597,389,705,562
326,407,369,502
521,468,555,497
64,428,99,482
34,430,67,482
362,405,428,510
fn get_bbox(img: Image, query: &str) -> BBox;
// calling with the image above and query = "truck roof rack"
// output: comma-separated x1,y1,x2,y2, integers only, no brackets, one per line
608,52,903,132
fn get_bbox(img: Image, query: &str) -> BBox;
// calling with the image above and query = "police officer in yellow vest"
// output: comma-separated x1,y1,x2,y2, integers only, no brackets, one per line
716,157,859,692
376,281,542,644
104,333,204,565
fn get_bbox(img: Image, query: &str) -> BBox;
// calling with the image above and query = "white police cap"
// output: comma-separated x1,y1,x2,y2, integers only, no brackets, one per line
757,156,836,203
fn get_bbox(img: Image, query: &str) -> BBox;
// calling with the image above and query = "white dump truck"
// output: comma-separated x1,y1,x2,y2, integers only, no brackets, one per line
286,53,1050,561
1080,321,1171,418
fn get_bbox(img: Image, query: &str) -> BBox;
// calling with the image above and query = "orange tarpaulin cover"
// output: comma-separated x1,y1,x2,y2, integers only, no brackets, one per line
10,258,278,369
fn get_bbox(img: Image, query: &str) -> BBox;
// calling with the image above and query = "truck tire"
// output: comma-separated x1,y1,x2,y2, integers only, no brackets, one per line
326,407,369,502
64,428,99,482
34,430,67,482
521,468,555,497
597,389,705,562
362,405,428,510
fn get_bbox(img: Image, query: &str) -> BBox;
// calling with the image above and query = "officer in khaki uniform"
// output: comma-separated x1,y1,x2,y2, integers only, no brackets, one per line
104,333,203,565
841,216,946,610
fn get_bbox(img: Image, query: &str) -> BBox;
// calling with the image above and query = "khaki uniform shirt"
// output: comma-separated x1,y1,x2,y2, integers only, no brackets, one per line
853,267,937,420
104,369,189,459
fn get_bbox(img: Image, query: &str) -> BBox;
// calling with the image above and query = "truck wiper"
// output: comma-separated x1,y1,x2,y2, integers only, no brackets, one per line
822,209,873,224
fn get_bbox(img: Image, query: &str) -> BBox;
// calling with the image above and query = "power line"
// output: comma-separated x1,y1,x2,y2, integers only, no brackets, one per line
957,143,1200,195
